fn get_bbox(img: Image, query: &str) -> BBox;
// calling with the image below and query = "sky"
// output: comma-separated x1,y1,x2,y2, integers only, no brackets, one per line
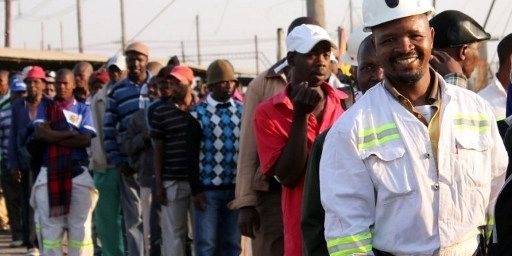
2,0,512,73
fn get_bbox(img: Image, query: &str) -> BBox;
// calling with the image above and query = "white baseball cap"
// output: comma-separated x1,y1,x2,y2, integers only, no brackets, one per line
340,25,371,66
286,24,337,54
106,53,127,71
363,0,435,31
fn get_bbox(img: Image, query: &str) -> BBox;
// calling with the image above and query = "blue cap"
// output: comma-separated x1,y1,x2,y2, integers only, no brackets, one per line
10,78,27,92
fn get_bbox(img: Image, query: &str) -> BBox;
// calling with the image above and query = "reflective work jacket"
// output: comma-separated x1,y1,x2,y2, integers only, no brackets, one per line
320,77,507,256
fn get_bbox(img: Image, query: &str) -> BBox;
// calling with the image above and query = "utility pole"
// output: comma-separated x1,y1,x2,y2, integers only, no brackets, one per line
255,35,259,74
120,0,126,50
60,21,64,51
306,0,325,28
5,0,11,47
196,15,201,66
349,0,354,32
432,0,436,9
277,28,285,61
76,0,84,53
40,22,44,51
181,41,186,63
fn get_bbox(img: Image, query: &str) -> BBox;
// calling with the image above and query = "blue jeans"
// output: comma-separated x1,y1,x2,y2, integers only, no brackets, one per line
193,189,240,256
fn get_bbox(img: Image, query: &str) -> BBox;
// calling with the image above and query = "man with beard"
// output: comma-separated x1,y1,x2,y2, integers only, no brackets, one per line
72,62,94,103
151,65,201,255
104,42,151,256
320,0,507,255
254,24,347,256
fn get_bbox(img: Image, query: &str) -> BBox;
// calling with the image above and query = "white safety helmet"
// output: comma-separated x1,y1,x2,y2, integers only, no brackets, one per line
362,0,435,31
340,25,371,66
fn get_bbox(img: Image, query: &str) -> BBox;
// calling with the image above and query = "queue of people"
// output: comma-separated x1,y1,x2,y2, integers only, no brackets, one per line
1,0,512,255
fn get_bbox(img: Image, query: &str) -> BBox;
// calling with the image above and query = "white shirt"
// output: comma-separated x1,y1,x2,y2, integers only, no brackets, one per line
478,75,507,120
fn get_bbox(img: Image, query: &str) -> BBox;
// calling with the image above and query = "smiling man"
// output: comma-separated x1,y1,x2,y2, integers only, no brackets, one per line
254,24,347,256
320,0,507,255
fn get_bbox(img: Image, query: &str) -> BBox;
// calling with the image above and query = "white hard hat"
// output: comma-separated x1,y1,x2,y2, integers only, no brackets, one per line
286,24,337,54
106,53,127,71
340,25,371,66
362,0,435,31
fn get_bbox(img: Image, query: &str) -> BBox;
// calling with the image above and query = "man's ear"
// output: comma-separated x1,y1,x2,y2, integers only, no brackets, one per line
287,52,295,67
430,27,435,49
459,45,468,61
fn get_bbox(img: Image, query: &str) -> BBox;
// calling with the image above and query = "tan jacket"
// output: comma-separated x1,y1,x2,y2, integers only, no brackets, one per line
89,84,113,172
228,62,287,209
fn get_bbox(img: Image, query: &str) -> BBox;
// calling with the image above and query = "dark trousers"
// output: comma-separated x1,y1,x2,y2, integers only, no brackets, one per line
0,162,22,241
20,169,37,248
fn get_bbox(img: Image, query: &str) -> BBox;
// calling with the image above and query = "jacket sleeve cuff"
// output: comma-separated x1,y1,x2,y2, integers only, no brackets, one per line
228,194,259,210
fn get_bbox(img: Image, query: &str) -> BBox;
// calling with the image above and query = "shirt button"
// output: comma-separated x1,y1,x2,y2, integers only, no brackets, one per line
425,153,431,159
432,183,439,190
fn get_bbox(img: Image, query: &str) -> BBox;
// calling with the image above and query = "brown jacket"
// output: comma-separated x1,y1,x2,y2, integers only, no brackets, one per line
228,61,287,209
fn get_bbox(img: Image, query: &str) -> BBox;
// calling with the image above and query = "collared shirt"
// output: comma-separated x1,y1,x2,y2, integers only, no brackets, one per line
191,94,243,190
254,82,346,256
384,68,440,125
384,68,442,162
103,72,152,166
478,75,507,121
444,72,468,88
34,98,96,174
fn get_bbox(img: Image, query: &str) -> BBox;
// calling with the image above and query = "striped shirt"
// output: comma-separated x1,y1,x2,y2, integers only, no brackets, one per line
150,102,202,194
0,91,10,165
103,72,151,166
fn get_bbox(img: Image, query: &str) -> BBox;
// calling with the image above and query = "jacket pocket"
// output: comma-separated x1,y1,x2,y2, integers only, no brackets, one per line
362,145,415,204
452,135,492,188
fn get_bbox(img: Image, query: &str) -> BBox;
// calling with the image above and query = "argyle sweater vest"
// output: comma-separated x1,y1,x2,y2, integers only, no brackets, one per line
191,100,243,190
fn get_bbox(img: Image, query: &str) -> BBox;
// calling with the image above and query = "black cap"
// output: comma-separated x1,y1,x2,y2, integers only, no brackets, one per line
430,10,491,48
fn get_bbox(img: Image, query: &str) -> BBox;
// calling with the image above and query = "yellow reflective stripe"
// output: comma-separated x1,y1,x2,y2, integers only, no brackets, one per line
69,239,94,249
359,134,401,150
486,218,495,239
327,231,372,248
453,125,491,132
358,123,397,137
330,244,373,256
43,239,62,249
453,114,489,121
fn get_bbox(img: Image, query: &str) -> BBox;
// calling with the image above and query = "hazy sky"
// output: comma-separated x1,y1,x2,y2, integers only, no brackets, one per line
2,0,511,72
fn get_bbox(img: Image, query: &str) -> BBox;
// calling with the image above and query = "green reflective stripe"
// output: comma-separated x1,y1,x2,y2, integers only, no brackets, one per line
487,218,495,226
358,123,400,149
327,231,372,248
328,239,372,255
35,224,41,233
453,114,490,132
330,244,373,256
486,218,495,239
358,123,397,137
69,239,94,249
453,114,489,121
43,239,62,249
453,125,490,132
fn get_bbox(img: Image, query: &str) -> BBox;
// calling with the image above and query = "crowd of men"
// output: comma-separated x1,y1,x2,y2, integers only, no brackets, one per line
1,0,512,255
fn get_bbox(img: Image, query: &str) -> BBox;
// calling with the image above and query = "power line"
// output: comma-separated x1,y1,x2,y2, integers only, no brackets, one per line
129,0,177,42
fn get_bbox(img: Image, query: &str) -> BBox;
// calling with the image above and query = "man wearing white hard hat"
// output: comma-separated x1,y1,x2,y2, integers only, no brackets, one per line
88,53,127,256
253,24,347,256
320,0,507,255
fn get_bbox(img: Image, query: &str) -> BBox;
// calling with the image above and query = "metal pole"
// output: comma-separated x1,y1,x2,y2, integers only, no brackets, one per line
40,22,44,51
196,15,201,65
306,0,326,28
76,0,84,53
120,0,126,50
5,0,11,47
277,28,285,61
483,0,497,29
349,0,354,32
181,41,186,63
255,35,259,74
432,0,436,9
60,21,64,51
